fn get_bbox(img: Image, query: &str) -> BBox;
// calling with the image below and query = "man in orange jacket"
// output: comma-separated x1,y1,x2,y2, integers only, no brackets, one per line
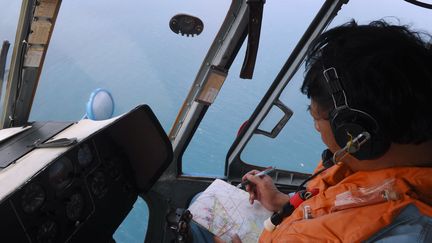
241,20,432,242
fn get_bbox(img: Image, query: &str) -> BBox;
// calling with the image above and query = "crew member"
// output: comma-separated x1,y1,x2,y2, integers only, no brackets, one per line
243,20,432,242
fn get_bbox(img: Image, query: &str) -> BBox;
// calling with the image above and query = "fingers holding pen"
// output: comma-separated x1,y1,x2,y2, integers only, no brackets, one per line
242,170,260,204
245,172,266,184
242,170,261,181
241,169,288,211
242,169,274,185
245,183,253,204
245,170,278,205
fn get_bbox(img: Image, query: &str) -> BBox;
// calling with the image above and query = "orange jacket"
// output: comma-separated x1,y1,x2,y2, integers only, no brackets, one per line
259,164,432,242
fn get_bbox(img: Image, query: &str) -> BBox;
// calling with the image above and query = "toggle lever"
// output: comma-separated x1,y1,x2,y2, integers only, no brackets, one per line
28,137,78,148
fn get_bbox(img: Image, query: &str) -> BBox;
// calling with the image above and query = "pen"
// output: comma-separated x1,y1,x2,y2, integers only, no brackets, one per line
237,167,276,189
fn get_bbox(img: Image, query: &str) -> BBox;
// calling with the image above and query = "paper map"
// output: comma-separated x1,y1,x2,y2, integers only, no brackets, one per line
188,179,272,243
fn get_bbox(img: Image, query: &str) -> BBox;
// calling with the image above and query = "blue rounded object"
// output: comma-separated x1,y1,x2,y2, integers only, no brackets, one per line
85,88,115,120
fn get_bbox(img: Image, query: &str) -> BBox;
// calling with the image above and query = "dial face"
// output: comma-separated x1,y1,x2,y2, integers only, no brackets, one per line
37,220,58,243
90,171,108,198
66,193,85,221
77,144,93,168
21,183,46,213
104,157,121,180
48,157,74,190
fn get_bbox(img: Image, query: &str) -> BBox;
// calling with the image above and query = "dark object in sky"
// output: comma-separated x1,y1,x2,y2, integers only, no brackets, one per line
404,0,432,9
169,14,204,37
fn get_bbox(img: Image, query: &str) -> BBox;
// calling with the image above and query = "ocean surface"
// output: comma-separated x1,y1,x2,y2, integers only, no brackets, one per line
2,1,432,242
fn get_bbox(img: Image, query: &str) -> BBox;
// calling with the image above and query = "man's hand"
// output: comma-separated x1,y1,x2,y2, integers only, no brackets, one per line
242,170,290,212
214,234,242,243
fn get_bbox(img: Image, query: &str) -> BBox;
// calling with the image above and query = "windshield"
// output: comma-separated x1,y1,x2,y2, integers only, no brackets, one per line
27,0,230,133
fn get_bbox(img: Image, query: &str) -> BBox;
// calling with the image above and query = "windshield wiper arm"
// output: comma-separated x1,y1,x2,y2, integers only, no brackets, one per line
240,0,266,79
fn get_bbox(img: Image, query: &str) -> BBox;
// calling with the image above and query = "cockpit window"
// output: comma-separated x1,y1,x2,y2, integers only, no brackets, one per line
241,68,323,173
240,0,432,173
182,1,325,176
0,1,21,114
28,0,230,133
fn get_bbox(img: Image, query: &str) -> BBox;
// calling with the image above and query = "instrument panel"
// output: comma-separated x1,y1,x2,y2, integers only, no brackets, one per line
7,133,137,242
0,105,173,242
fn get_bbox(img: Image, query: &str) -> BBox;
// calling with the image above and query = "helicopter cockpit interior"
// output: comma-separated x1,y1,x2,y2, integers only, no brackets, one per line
0,0,431,242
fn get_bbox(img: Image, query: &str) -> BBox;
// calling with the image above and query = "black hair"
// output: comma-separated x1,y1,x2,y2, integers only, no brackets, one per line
301,20,432,144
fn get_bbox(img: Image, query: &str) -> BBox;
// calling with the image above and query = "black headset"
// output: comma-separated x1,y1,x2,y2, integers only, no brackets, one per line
322,67,390,160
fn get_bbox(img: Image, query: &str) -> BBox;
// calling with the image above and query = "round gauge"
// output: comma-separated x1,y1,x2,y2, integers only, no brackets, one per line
104,158,121,180
90,171,108,198
48,157,74,190
37,220,58,243
66,193,85,221
77,144,93,168
21,183,46,214
122,180,134,194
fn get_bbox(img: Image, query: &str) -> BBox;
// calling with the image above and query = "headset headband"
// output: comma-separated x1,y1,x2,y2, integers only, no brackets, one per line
323,67,348,110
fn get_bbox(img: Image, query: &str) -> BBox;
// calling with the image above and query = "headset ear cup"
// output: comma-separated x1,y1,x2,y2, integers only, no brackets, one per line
330,108,390,160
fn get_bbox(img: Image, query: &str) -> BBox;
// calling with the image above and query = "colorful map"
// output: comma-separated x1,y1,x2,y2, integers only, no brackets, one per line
188,179,272,243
